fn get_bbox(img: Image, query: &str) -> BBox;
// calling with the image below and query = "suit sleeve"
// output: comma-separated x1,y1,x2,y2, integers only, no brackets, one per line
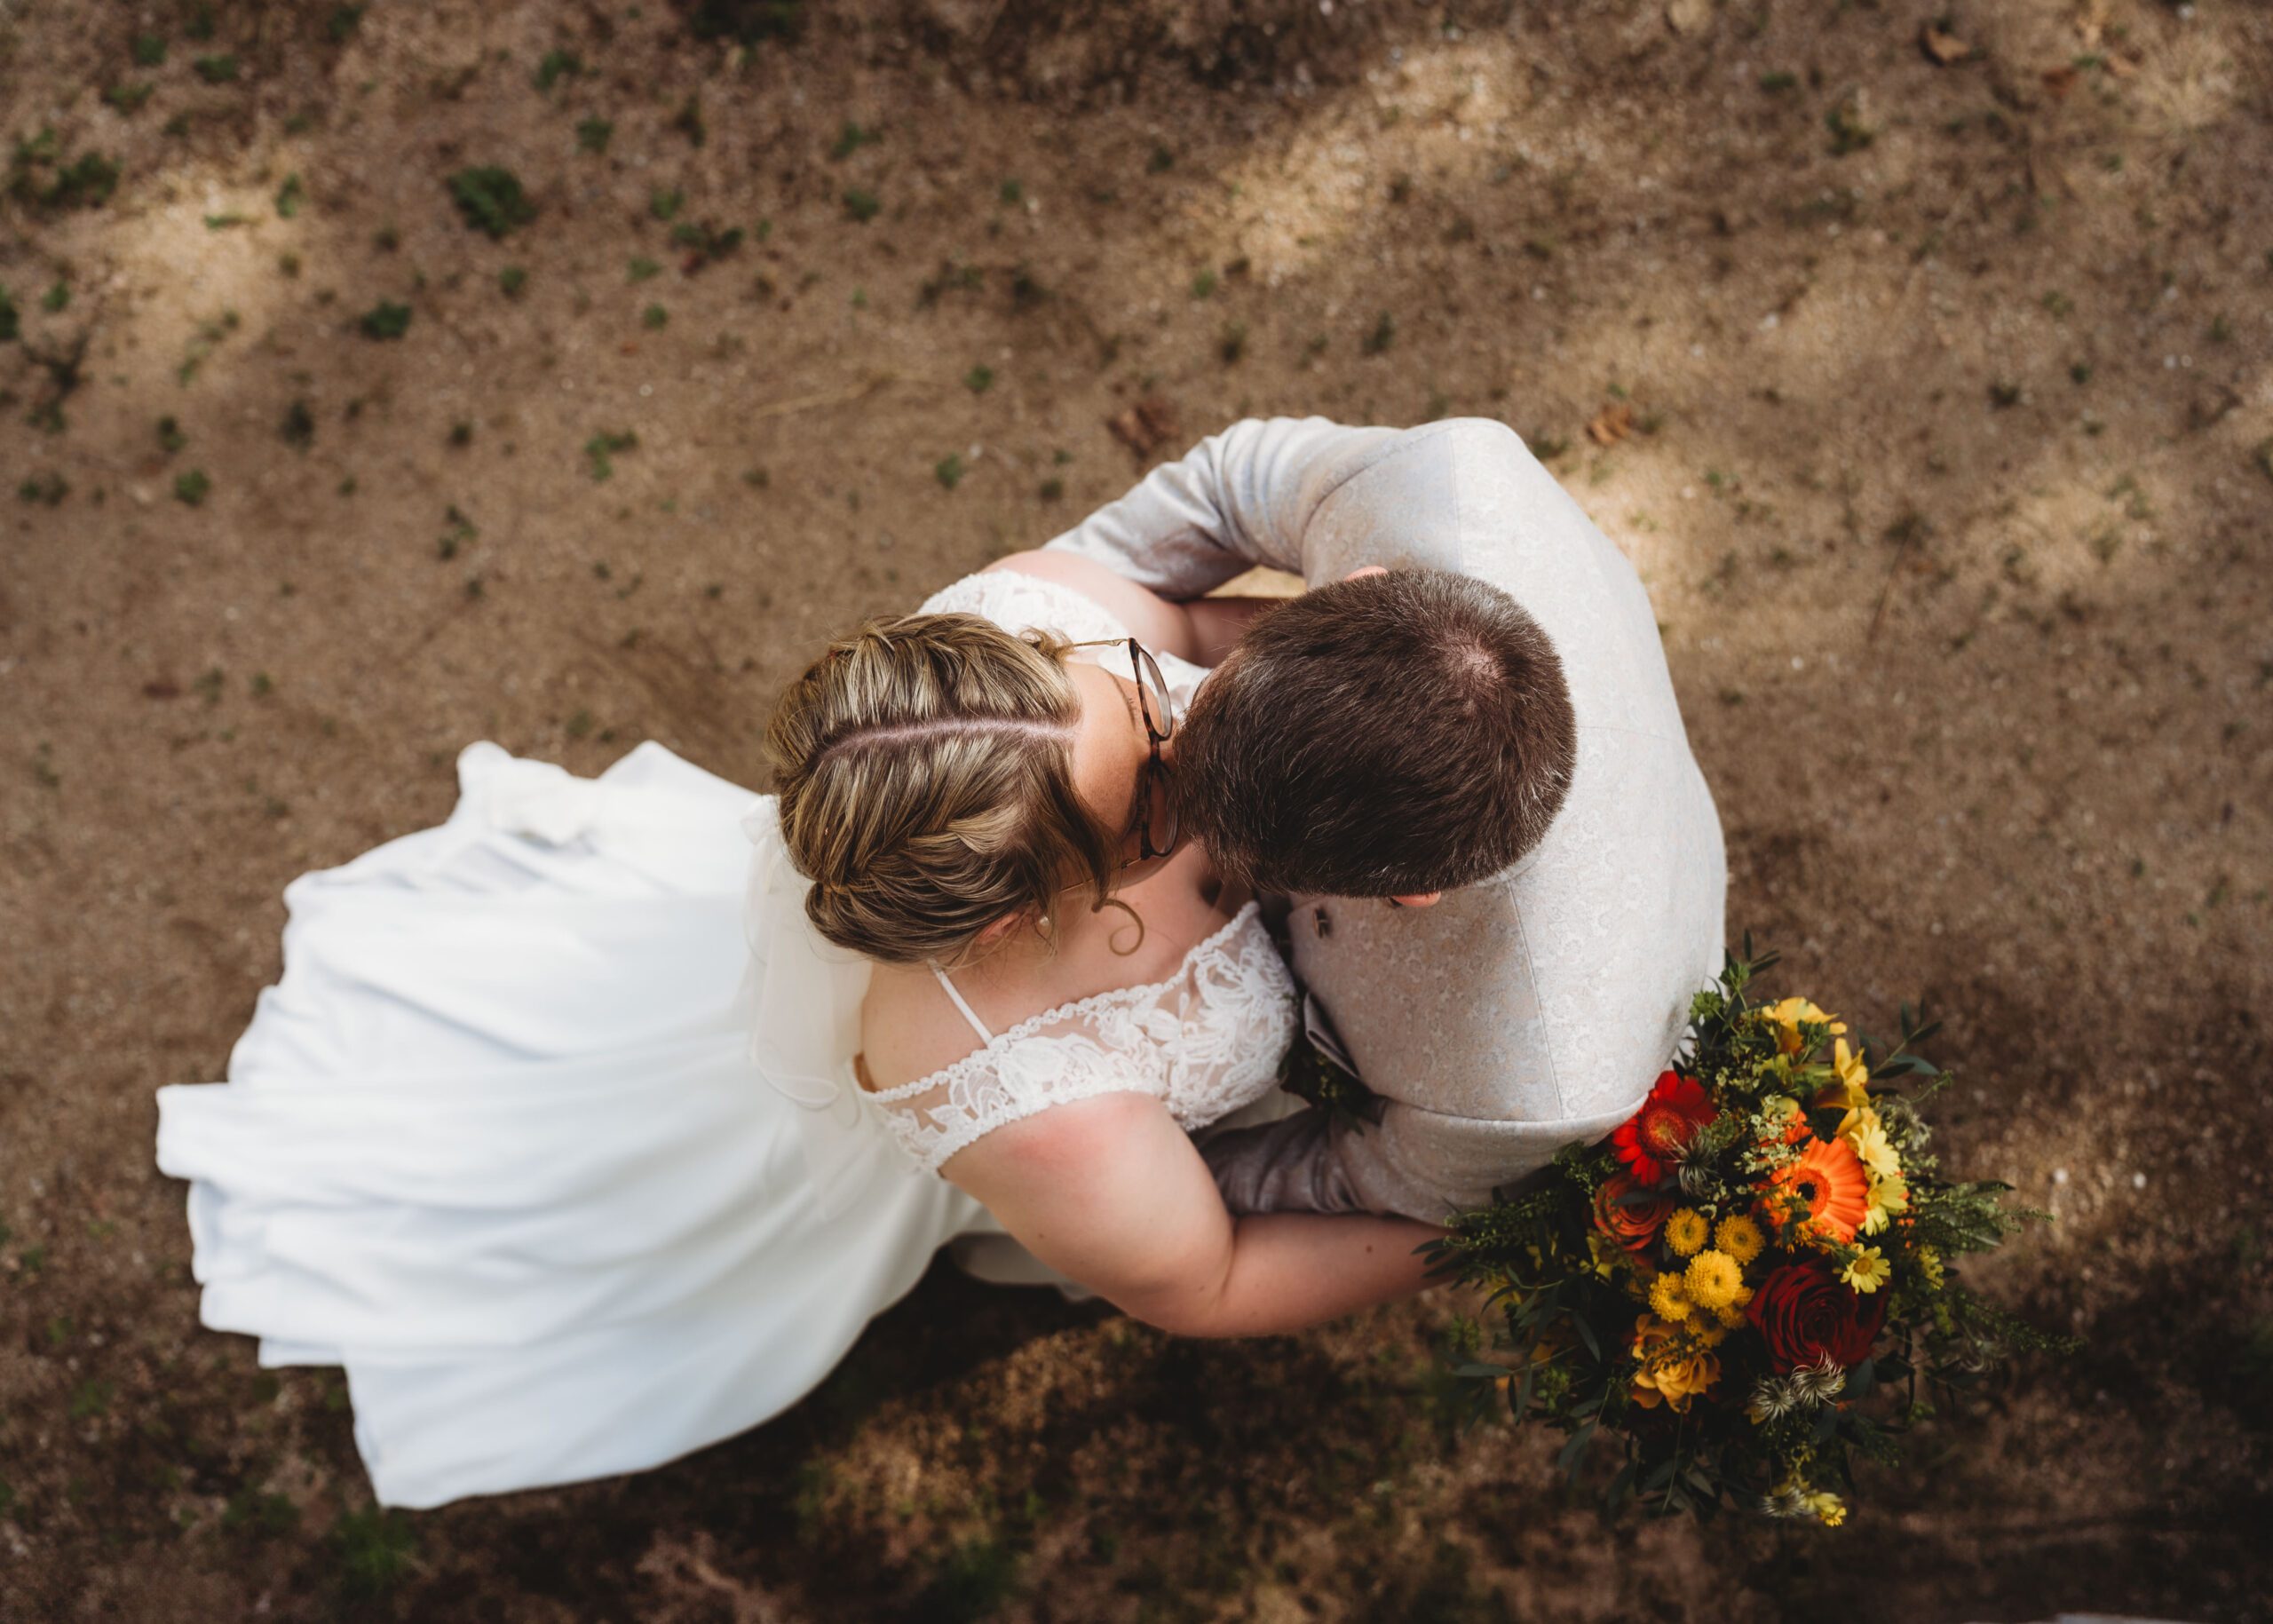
1040,417,1398,598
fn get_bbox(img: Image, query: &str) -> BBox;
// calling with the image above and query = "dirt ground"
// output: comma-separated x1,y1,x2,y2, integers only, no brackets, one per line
3,0,2269,1619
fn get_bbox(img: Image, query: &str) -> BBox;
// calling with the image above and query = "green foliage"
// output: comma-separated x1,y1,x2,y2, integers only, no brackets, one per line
280,400,315,450
842,187,881,224
223,1489,300,1537
446,166,535,238
274,173,305,218
12,131,122,210
329,1508,418,1598
498,265,527,297
132,33,167,67
919,1536,1019,1623
328,7,366,44
157,416,187,453
1361,310,1395,355
628,256,661,282
1826,98,1875,156
0,284,16,342
584,429,637,481
173,469,211,505
830,121,879,160
640,304,667,330
193,53,240,83
535,49,582,91
685,0,806,44
576,116,614,154
934,453,963,490
1280,1034,1385,1132
963,365,994,394
358,301,411,340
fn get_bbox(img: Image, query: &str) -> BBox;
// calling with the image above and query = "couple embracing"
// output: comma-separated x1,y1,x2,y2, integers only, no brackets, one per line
155,416,1724,1509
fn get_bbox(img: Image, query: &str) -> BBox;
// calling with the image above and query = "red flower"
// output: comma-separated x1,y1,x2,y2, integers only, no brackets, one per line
1592,1172,1677,1253
1611,1070,1717,1185
1746,1257,1889,1373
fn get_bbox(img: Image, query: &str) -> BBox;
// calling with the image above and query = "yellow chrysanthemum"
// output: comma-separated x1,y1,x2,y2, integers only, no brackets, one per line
1917,1245,1945,1288
1861,1171,1910,1236
1715,1297,1749,1328
1648,1272,1693,1321
1692,1317,1729,1349
1820,1037,1871,1110
1802,1491,1848,1527
1683,1248,1746,1312
1664,1208,1709,1257
1838,1107,1903,1180
1714,1213,1765,1265
1759,996,1846,1057
1841,1246,1891,1294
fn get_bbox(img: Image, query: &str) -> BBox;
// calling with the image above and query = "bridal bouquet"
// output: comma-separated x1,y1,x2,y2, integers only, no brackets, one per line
1429,947,2071,1525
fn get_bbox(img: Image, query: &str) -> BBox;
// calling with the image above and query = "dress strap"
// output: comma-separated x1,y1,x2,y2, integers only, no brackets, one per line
928,963,994,1043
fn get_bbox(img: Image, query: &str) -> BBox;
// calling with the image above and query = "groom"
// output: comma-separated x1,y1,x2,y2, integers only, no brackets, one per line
1041,416,1725,1220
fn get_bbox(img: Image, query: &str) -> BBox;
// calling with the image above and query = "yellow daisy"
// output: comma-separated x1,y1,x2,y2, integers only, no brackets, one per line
1861,1171,1910,1236
1683,1249,1745,1312
1802,1491,1848,1528
1917,1245,1945,1288
1664,1208,1709,1257
1841,1246,1891,1294
1648,1271,1693,1322
1714,1213,1766,1265
1839,1107,1903,1180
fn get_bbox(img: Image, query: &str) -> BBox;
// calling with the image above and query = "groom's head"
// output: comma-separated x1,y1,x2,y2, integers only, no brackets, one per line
1175,568,1576,898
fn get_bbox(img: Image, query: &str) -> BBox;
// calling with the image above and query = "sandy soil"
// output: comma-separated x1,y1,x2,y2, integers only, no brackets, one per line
3,0,2269,1619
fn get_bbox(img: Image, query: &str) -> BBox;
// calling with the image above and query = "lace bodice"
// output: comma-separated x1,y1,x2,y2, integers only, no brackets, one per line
841,570,1299,1173
862,902,1297,1172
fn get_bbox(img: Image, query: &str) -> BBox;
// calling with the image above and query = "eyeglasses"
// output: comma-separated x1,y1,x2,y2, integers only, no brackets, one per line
1068,637,1179,865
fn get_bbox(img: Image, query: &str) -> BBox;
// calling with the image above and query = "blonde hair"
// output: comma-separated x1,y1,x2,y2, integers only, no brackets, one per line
767,612,1122,966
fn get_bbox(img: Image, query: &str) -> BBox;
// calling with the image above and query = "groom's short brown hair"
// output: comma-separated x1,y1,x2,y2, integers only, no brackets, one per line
1176,569,1576,897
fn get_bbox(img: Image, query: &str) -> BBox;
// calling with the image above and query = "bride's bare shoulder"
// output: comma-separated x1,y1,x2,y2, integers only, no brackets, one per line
858,963,989,1092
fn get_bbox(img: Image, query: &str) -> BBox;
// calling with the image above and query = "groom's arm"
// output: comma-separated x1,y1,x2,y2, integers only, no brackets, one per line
1041,417,1400,598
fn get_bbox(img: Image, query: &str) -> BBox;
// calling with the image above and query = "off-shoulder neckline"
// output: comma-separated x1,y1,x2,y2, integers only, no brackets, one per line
859,900,1264,1102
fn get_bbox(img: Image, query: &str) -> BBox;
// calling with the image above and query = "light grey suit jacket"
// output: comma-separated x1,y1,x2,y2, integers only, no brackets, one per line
1042,416,1727,1221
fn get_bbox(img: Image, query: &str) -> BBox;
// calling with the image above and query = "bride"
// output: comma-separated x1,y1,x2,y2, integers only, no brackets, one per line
154,556,1439,1509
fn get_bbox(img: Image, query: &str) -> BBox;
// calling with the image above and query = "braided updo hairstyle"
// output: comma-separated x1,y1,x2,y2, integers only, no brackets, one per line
766,612,1122,966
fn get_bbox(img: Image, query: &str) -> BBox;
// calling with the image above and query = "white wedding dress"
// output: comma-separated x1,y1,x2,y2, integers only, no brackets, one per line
154,573,1298,1509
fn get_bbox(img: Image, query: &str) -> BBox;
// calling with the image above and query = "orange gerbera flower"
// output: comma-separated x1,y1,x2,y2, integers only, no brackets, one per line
1767,1136,1870,1243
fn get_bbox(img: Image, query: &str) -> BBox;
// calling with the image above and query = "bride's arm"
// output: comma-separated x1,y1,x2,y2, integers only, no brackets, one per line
943,1091,1439,1337
983,550,1279,669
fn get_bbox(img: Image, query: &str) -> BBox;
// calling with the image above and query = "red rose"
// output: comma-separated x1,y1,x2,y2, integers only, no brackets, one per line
1592,1172,1676,1253
1611,1070,1717,1185
1746,1257,1889,1373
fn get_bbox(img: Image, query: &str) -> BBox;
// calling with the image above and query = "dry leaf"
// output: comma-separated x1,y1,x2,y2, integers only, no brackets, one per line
1666,0,1711,37
2041,65,2080,99
1586,402,1635,447
2103,51,2137,81
1108,396,1180,459
1919,25,1969,66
